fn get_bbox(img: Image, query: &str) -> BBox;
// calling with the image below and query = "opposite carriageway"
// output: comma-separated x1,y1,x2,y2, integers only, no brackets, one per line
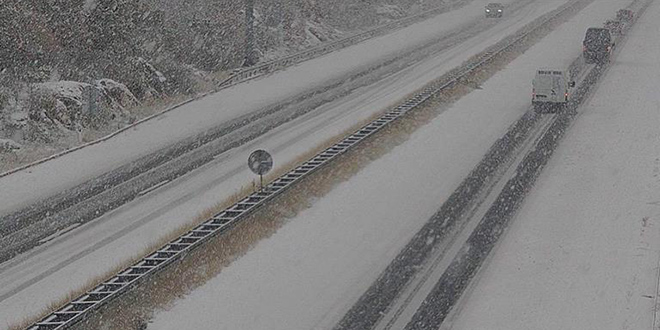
0,0,537,266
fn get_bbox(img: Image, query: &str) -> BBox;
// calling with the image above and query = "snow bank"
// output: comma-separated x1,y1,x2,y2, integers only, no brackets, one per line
29,79,138,129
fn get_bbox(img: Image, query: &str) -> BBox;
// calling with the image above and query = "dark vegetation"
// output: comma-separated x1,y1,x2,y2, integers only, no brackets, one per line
0,0,445,151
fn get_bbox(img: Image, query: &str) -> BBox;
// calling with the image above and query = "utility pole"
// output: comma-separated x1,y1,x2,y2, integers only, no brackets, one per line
244,0,258,67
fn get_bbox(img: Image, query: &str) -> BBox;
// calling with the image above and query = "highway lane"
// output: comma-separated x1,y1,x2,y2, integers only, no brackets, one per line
0,0,573,327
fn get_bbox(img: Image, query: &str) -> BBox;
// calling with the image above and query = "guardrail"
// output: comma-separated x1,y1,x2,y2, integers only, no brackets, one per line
26,0,596,329
0,0,471,263
0,0,479,264
216,0,469,89
0,1,465,180
27,71,438,330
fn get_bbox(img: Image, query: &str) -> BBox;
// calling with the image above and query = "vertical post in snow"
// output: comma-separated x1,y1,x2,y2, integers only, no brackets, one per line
244,0,257,67
248,149,273,192
83,85,98,116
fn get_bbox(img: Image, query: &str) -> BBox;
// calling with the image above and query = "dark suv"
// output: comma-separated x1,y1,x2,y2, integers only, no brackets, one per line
617,9,634,22
583,28,614,64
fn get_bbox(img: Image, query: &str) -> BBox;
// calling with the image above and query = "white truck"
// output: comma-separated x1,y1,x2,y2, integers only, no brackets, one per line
532,69,575,112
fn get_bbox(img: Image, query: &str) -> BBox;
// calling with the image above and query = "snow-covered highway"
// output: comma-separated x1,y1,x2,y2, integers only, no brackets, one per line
1,0,578,327
138,0,641,329
445,1,660,328
6,0,655,329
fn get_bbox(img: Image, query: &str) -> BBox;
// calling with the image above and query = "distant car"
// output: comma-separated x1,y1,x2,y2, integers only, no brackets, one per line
532,69,575,113
485,3,504,18
617,9,634,22
583,27,614,64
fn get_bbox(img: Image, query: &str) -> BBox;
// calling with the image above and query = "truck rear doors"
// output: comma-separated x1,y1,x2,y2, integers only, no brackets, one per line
533,70,567,103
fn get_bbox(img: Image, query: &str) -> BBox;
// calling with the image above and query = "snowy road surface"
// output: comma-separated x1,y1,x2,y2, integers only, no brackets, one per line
0,0,552,263
0,0,573,327
444,1,660,329
0,0,486,216
144,1,633,329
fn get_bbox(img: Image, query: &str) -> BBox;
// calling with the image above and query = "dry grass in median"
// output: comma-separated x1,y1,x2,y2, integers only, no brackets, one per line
67,96,454,330
6,111,381,330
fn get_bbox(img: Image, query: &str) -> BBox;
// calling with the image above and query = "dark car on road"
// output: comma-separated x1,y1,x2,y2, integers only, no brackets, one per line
583,27,614,64
617,9,634,22
485,3,504,18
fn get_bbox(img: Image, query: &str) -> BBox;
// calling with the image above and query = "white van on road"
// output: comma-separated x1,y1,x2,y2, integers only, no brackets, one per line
532,69,575,112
